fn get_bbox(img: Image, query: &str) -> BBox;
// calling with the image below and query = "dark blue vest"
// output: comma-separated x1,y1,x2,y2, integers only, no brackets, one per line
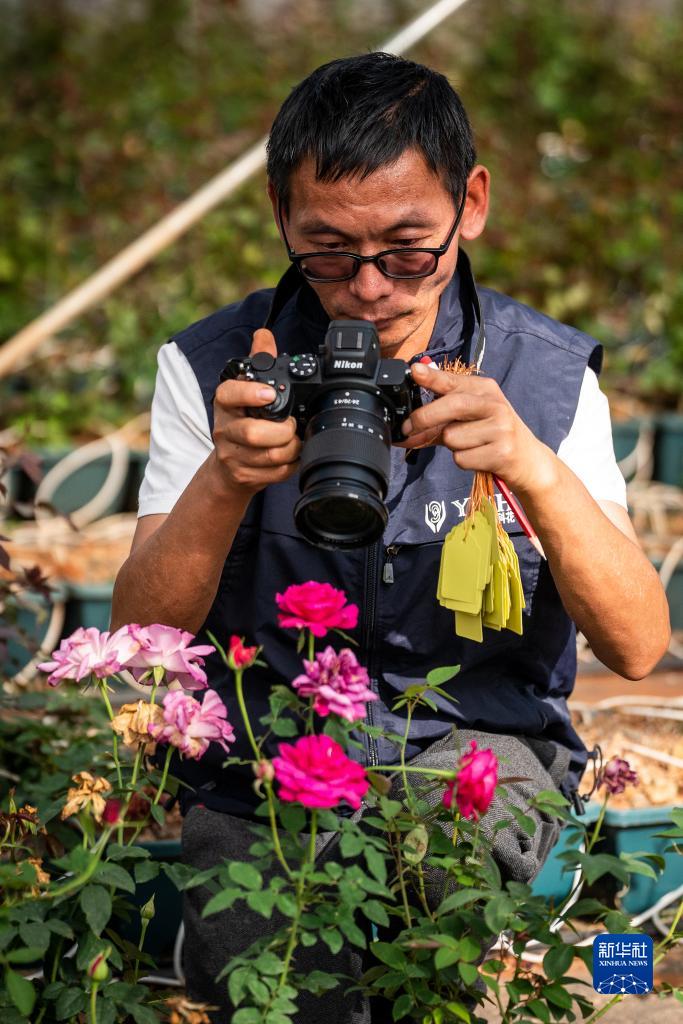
170,253,601,816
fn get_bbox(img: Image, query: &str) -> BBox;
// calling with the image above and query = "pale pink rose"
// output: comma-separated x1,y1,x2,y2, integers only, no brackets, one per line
148,690,235,761
599,756,639,795
292,646,377,722
442,740,498,820
38,626,140,686
272,734,369,810
276,582,358,638
125,624,214,690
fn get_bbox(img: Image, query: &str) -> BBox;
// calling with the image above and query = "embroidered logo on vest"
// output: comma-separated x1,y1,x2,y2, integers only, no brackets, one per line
425,500,446,534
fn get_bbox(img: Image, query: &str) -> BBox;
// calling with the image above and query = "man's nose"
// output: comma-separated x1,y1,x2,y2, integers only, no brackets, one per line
347,261,394,303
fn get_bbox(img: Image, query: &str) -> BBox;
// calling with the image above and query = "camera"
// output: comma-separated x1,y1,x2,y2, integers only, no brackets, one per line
220,319,421,549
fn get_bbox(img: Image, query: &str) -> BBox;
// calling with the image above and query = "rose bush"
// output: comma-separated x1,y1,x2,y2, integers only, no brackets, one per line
1,587,681,1024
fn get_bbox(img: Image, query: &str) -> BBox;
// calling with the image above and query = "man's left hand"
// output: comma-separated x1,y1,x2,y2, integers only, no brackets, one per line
398,361,555,497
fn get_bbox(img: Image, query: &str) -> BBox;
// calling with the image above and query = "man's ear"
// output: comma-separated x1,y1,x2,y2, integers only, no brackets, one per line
459,165,490,242
267,181,283,241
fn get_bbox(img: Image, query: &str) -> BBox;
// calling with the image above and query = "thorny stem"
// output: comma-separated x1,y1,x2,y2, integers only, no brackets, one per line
89,981,99,1024
307,630,315,663
583,994,623,1024
266,782,292,880
46,828,112,901
373,765,455,778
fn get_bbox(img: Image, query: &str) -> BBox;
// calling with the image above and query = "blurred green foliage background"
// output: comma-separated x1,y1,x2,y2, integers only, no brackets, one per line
1,0,682,446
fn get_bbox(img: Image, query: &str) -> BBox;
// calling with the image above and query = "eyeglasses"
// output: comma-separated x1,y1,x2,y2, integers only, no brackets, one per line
277,189,466,283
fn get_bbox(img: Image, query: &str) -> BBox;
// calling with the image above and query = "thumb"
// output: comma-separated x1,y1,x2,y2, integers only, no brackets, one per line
250,328,278,357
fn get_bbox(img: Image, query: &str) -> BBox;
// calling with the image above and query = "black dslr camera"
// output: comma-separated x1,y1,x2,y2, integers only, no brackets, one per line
220,320,421,549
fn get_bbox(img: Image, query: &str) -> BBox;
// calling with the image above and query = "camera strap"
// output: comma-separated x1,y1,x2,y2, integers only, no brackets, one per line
263,251,487,370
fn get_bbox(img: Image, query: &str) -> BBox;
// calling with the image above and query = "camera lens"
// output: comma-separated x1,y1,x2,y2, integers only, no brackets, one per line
294,391,391,549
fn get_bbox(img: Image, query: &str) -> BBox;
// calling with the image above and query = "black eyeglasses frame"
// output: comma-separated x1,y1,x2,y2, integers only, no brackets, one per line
277,188,467,283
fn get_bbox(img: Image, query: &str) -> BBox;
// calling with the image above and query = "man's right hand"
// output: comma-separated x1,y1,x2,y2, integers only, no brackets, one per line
211,328,302,496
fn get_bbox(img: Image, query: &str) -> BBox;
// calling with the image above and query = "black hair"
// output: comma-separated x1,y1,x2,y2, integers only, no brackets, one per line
266,52,476,208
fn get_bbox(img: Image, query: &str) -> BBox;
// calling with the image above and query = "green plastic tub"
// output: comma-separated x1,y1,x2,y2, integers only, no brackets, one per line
530,801,602,904
654,414,683,488
604,804,683,915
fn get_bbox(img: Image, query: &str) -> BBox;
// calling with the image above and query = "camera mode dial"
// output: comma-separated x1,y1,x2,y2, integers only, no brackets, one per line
288,354,317,378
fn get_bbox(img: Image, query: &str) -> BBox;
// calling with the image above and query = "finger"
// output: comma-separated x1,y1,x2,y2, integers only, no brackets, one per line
440,420,498,451
410,361,487,395
394,426,443,450
250,327,278,358
215,378,278,410
242,438,302,468
219,414,298,449
403,391,494,436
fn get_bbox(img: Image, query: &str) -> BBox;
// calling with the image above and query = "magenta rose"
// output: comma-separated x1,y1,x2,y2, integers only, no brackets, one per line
442,740,498,820
125,624,214,690
272,734,369,809
276,582,358,638
292,646,377,721
38,626,140,686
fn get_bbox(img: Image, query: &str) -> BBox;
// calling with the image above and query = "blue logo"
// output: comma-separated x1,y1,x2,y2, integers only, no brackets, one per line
592,933,653,994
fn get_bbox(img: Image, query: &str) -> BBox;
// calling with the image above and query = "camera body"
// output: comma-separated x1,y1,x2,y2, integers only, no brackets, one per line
220,319,419,442
220,319,422,549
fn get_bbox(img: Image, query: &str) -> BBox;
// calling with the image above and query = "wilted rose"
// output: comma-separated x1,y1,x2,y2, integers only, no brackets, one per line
61,772,112,823
599,756,639,795
111,700,165,751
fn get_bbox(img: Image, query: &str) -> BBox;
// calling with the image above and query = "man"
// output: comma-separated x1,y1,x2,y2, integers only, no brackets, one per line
112,53,670,1020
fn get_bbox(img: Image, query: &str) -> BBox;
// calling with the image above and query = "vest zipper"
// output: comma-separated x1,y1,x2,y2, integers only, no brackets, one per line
382,544,401,584
362,541,381,768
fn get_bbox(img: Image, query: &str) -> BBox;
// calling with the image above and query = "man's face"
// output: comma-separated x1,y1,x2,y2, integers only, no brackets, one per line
270,149,489,361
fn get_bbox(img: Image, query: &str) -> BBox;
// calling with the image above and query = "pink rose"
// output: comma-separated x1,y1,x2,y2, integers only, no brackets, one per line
148,690,235,761
227,635,258,670
272,734,369,810
276,582,358,638
442,740,498,820
125,624,214,690
38,626,140,686
292,646,377,721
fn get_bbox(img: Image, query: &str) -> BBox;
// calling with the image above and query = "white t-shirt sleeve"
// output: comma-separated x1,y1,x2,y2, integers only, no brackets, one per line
137,342,214,517
556,367,627,508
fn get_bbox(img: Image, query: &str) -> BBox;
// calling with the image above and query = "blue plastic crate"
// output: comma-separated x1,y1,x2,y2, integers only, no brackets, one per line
604,804,683,915
531,801,602,904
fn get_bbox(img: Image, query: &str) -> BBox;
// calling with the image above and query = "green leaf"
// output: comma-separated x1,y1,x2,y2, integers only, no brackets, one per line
360,900,390,928
228,966,251,1007
46,919,74,939
508,805,537,837
5,968,36,1017
134,860,160,884
371,941,406,969
247,975,271,1004
543,943,574,979
149,802,165,826
107,844,150,861
245,890,276,919
55,987,87,1020
233,1010,262,1024
80,884,112,936
321,929,343,955
338,917,366,948
340,831,365,858
18,923,49,953
459,935,482,963
202,887,241,916
130,1006,160,1024
392,993,413,1020
426,665,461,686
458,961,479,986
445,1001,472,1022
435,946,460,970
96,998,117,1024
228,861,263,890
4,947,44,964
95,862,136,893
365,846,387,885
484,894,514,933
255,952,284,976
279,804,306,834
526,998,551,1022
438,887,487,914
544,983,573,1010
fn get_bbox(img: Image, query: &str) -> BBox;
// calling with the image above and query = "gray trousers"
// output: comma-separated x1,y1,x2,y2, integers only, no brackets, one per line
182,729,571,1023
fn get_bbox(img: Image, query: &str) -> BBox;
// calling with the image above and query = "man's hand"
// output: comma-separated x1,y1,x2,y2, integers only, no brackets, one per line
211,328,302,496
399,362,556,498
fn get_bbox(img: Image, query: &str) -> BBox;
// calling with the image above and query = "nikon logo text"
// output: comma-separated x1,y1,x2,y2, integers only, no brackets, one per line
333,360,363,369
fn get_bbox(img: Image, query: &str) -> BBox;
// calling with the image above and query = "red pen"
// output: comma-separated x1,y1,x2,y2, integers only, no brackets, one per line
493,475,546,560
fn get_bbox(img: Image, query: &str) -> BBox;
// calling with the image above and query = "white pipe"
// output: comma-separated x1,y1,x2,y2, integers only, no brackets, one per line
0,0,473,378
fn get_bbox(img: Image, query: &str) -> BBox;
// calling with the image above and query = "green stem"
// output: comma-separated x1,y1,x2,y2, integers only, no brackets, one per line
399,704,414,809
373,764,455,778
394,827,413,928
266,783,292,880
133,919,150,983
46,829,112,901
152,745,173,806
234,669,260,760
149,682,158,706
654,893,683,964
89,982,99,1024
307,630,315,662
583,994,623,1024
278,810,317,989
98,680,123,790
588,796,609,853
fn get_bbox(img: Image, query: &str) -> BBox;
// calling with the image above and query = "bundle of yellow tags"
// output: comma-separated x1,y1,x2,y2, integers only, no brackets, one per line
437,477,525,642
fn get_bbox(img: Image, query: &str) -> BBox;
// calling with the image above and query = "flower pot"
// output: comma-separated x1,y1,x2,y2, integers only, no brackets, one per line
654,414,683,488
530,801,602,904
604,804,683,915
63,581,114,635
